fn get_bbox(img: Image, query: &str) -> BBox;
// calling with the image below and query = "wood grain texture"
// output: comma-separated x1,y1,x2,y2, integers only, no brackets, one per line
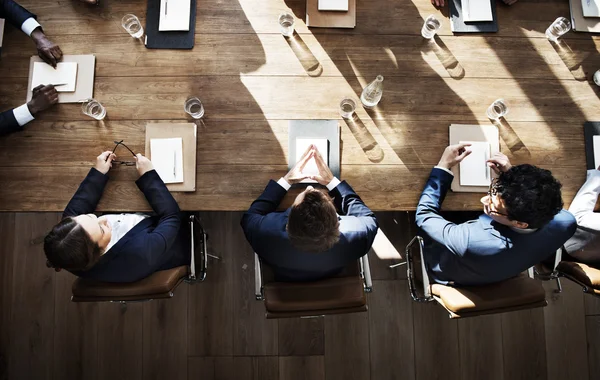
586,316,600,380
368,211,414,280
188,356,279,380
584,293,600,316
0,214,15,380
324,313,370,380
458,315,504,380
279,356,325,380
278,318,324,356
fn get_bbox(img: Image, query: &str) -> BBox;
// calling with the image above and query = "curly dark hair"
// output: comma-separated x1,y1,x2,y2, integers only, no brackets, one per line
494,164,563,228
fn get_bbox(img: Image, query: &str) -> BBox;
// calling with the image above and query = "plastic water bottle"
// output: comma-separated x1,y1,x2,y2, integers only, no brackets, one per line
360,75,384,108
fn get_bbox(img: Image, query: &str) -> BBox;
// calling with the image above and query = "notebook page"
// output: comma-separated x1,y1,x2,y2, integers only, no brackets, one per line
150,137,184,184
31,62,78,92
459,141,491,186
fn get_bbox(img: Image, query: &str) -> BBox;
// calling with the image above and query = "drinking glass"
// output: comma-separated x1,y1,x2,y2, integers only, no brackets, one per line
340,98,356,119
594,70,600,86
421,15,441,39
122,14,144,39
81,98,106,120
545,17,571,42
184,97,205,119
278,13,295,37
486,99,509,120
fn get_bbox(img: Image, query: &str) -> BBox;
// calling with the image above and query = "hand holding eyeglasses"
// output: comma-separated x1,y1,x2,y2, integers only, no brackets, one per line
95,151,116,174
135,153,154,177
486,152,512,175
437,143,472,170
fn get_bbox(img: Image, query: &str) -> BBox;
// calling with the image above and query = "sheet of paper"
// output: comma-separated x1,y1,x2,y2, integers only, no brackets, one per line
159,0,191,31
459,141,491,186
582,0,600,17
318,0,349,11
593,135,600,169
150,137,184,184
462,0,493,22
0,19,5,49
31,62,78,92
296,138,328,183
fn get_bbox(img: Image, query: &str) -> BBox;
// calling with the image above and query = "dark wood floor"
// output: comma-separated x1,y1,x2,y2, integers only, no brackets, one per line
0,211,599,380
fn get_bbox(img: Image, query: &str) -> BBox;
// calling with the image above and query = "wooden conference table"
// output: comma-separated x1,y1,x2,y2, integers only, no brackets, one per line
0,0,599,212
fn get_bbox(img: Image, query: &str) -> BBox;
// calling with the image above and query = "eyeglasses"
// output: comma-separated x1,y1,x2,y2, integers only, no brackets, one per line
486,180,509,217
107,140,136,166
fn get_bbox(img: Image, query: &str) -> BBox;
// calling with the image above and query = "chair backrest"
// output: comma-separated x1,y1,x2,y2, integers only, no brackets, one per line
71,213,208,303
255,254,372,319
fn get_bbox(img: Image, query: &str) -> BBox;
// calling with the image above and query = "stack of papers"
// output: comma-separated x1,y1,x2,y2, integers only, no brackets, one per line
150,137,184,184
31,62,78,92
582,0,600,17
462,0,493,22
318,0,349,11
159,0,191,31
459,141,492,186
295,138,328,183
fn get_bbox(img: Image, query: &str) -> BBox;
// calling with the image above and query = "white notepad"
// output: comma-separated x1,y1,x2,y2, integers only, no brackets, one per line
459,141,491,186
150,137,184,184
593,135,600,169
462,0,493,22
582,0,600,17
318,0,349,11
159,0,191,31
296,138,328,183
31,62,78,92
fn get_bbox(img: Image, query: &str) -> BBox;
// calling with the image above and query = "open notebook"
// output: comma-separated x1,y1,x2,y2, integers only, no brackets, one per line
459,141,492,186
159,0,191,31
318,0,348,11
31,62,78,92
462,0,493,22
150,137,184,184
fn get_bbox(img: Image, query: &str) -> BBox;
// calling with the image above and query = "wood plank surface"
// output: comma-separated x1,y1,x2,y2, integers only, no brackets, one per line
586,316,600,380
278,318,324,356
0,214,15,380
324,313,370,380
279,356,325,380
458,315,504,380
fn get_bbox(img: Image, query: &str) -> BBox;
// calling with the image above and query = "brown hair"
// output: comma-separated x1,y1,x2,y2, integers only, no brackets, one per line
287,190,340,253
44,217,102,271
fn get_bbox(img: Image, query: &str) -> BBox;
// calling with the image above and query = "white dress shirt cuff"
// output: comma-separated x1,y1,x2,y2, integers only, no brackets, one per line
434,166,454,176
276,177,291,191
13,104,34,127
326,177,341,191
21,18,41,37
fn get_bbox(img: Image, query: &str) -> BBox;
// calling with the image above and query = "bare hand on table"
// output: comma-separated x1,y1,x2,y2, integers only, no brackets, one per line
31,29,63,68
135,154,155,177
437,143,472,170
95,151,116,174
27,84,58,115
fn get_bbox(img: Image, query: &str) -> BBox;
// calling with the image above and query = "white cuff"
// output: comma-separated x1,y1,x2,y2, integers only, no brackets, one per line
21,18,41,37
13,104,34,126
434,166,454,176
277,177,291,191
326,177,341,191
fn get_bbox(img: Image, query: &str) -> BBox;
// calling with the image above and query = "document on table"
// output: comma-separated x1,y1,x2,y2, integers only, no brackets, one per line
159,0,191,31
318,0,349,11
582,0,600,17
459,141,491,186
296,138,328,183
0,19,5,53
593,135,600,169
150,137,184,184
31,62,78,92
462,0,493,22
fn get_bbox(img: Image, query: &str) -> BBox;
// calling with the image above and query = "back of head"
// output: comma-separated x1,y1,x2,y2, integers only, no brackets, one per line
44,217,102,271
287,190,340,253
496,164,563,229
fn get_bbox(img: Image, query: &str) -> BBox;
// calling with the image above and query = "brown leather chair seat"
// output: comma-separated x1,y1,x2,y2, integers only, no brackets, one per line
430,275,547,318
557,261,600,295
71,266,189,302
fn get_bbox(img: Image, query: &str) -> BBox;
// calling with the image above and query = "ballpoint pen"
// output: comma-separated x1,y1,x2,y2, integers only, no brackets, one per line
173,151,176,178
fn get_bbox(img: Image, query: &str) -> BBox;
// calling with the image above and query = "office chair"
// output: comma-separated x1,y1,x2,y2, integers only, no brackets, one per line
254,253,373,319
71,213,210,303
556,260,600,297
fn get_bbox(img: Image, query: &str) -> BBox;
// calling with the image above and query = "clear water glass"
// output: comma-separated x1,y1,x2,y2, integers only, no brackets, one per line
545,17,571,42
340,98,356,119
594,70,600,86
421,15,441,39
81,99,106,120
279,13,295,37
184,97,205,119
122,14,144,39
486,99,509,120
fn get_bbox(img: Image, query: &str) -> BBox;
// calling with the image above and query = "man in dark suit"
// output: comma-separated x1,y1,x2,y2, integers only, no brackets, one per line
416,144,577,286
1,0,62,136
44,150,191,283
241,145,379,281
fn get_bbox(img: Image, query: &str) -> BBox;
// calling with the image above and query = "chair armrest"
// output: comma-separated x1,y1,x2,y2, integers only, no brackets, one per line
188,214,208,282
360,254,373,293
405,236,433,302
254,253,264,300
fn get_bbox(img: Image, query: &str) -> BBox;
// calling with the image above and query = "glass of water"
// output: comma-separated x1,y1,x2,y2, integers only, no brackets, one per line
278,12,295,37
340,98,356,119
486,99,509,120
81,98,106,120
184,97,205,119
593,70,600,86
421,15,441,39
122,14,144,39
545,17,571,42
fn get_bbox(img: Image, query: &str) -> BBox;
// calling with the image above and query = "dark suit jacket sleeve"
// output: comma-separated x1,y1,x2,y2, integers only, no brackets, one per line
415,168,470,257
331,181,379,249
63,168,109,218
0,108,22,137
134,169,181,264
0,0,36,30
240,180,287,244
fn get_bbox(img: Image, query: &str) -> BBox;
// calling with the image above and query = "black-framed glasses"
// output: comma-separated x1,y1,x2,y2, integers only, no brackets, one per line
486,179,509,217
107,140,136,166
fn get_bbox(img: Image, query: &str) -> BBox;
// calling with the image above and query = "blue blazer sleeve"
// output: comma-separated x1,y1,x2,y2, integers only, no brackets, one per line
0,109,22,137
63,168,109,218
0,0,36,30
331,181,379,250
415,168,470,256
240,180,287,244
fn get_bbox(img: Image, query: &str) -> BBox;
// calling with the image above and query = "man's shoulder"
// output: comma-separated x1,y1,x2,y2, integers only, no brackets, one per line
546,210,577,232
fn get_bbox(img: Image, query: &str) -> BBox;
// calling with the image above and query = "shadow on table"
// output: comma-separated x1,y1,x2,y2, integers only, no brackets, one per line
284,32,323,77
490,117,531,157
425,35,465,80
550,39,588,81
343,114,384,163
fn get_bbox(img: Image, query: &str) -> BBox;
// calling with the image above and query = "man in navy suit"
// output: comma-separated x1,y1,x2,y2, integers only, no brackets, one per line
44,150,190,283
241,145,379,281
416,143,576,286
1,0,63,136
